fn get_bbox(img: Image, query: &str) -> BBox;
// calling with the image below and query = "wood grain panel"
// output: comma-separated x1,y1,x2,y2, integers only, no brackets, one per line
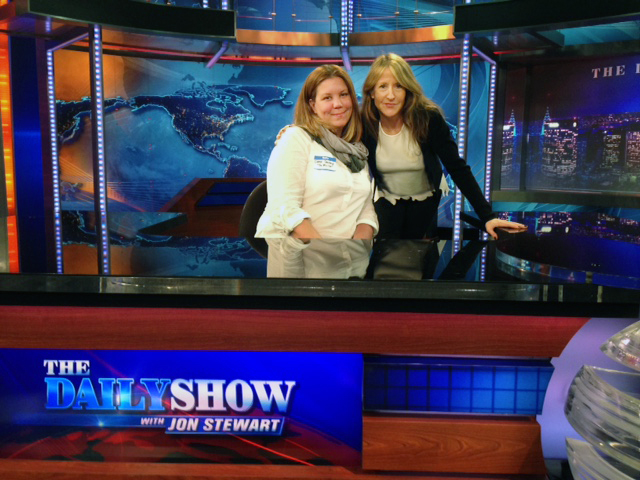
0,459,546,479
363,415,546,475
0,305,587,356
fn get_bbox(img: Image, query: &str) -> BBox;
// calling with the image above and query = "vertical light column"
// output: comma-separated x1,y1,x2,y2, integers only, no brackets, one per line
480,62,496,204
479,62,498,280
340,1,348,46
0,33,18,272
340,0,353,71
46,31,89,274
0,0,18,273
453,32,472,255
46,49,64,273
89,25,110,275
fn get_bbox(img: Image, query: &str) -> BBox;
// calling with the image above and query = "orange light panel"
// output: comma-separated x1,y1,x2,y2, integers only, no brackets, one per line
0,33,20,272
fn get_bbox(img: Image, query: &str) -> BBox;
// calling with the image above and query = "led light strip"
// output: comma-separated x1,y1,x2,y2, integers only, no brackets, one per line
453,32,471,255
46,30,89,274
340,0,353,70
90,25,110,275
480,62,498,280
340,1,348,47
46,49,64,273
481,35,501,280
0,33,19,272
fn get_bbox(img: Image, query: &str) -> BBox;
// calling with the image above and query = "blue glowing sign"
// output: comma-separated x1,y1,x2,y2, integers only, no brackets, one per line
0,350,362,465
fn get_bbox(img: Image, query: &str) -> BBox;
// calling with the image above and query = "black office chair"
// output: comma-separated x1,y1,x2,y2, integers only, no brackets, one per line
238,180,268,258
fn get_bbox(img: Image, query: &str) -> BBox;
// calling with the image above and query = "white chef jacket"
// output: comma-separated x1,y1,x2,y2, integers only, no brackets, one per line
255,126,378,238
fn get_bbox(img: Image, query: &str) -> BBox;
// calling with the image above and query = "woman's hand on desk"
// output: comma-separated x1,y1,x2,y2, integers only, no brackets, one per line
485,218,527,240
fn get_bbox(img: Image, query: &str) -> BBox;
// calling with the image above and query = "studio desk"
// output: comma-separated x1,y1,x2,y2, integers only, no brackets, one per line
0,231,639,480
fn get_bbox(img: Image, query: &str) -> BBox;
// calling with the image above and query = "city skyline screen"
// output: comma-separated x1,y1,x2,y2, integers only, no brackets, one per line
501,53,640,198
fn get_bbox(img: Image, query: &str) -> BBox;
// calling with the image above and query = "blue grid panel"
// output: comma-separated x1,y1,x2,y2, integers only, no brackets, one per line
366,387,386,409
516,391,539,414
472,389,493,412
408,389,428,411
409,367,428,387
387,387,407,410
495,369,516,389
365,366,385,387
387,367,407,387
430,368,449,388
363,358,554,415
517,370,538,390
451,368,471,388
473,367,494,389
450,389,471,411
429,389,449,410
539,370,553,389
494,390,516,413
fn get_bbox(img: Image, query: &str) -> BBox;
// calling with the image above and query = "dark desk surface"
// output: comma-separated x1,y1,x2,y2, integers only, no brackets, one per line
0,223,639,318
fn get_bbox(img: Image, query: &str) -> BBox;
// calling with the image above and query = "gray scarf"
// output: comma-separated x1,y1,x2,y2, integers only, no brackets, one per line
314,126,368,173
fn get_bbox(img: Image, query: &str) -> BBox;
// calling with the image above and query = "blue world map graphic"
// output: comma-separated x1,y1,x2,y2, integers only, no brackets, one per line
57,80,294,212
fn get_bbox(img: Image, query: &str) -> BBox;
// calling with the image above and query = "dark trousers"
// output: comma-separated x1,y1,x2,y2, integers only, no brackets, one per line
374,191,442,239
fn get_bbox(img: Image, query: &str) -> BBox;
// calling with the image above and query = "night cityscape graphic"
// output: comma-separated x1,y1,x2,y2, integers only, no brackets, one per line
501,109,640,193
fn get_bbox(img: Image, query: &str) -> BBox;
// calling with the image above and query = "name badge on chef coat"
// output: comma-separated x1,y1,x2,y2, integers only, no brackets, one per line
314,155,337,171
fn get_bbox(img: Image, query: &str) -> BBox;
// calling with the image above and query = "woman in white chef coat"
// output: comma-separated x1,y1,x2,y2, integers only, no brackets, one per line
256,64,378,241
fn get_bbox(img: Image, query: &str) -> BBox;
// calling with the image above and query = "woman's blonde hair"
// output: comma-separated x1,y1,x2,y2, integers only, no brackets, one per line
294,64,362,142
362,53,443,142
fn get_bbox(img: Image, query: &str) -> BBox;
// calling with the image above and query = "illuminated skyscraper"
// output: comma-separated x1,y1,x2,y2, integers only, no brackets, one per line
541,115,577,177
625,131,640,171
501,111,516,174
541,107,551,136
601,132,623,170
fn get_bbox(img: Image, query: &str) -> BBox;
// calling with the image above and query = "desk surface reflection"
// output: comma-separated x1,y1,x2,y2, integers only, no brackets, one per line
0,214,638,313
260,223,640,290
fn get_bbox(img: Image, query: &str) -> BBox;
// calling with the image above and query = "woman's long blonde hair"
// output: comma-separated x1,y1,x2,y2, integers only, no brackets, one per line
362,53,443,142
294,64,362,142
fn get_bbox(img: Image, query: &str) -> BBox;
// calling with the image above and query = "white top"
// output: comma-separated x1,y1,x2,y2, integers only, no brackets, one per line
256,126,378,238
376,124,434,205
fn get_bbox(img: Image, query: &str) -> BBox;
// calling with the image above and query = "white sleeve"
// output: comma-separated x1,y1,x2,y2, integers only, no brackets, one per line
256,127,312,237
355,166,379,235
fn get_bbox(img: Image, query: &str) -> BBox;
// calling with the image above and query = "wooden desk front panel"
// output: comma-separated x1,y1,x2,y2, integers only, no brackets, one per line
0,305,587,357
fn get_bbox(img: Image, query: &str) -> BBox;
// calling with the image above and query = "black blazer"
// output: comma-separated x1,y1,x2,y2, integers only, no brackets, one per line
362,110,496,226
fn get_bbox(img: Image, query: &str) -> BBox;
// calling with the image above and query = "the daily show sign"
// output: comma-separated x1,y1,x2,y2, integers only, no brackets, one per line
0,350,362,465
